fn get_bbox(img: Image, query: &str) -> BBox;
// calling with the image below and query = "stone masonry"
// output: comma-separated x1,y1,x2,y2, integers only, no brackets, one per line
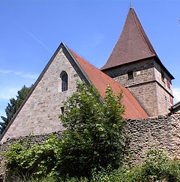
0,113,179,176
1,47,81,143
103,58,173,116
124,113,180,165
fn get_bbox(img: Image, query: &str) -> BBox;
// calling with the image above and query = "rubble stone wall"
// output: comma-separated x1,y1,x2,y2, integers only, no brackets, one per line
124,113,180,165
0,113,179,175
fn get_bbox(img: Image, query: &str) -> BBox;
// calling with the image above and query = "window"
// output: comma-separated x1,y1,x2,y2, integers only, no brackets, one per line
128,71,133,80
161,71,165,82
60,71,68,92
61,107,64,114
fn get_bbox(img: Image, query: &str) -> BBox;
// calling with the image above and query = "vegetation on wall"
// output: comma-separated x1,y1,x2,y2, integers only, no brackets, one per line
4,148,180,182
0,85,32,134
4,82,126,180
90,150,180,182
3,83,180,181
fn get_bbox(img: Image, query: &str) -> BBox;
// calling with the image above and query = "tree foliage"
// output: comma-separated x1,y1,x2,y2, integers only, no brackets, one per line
0,85,31,134
57,82,125,177
4,135,60,180
3,82,180,181
4,82,125,180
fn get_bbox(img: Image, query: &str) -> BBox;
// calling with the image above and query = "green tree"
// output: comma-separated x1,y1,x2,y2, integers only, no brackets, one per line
4,82,125,180
58,82,125,178
0,85,31,134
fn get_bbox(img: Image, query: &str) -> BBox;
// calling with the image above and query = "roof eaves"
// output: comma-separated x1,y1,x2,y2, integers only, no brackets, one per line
171,101,180,110
101,55,174,80
154,56,174,79
101,55,156,71
62,43,93,86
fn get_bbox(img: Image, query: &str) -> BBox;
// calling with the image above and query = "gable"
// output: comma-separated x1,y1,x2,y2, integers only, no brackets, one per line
1,43,148,143
1,44,83,143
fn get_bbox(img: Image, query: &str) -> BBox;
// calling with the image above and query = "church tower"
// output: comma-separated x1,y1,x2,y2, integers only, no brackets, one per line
102,8,174,117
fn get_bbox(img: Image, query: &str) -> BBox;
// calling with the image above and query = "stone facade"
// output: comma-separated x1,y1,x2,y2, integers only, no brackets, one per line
1,46,81,143
103,58,173,116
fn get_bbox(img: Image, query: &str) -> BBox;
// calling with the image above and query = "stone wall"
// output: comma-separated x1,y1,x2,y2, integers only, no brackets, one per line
125,113,180,165
103,59,155,86
0,113,179,175
1,47,81,143
127,82,158,116
103,58,173,117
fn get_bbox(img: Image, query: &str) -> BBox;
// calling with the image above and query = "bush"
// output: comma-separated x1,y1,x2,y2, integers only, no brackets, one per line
90,150,180,182
57,83,125,177
4,135,61,179
4,82,125,180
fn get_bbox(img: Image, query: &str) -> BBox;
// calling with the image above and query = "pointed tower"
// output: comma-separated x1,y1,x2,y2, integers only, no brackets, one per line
102,8,174,116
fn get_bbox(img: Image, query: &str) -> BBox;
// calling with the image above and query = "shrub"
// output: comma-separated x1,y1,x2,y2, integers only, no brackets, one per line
4,135,61,179
91,150,180,182
57,83,125,177
4,82,125,180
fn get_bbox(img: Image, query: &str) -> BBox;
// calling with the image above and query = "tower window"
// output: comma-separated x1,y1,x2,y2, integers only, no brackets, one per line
128,71,133,80
161,71,165,82
60,71,68,92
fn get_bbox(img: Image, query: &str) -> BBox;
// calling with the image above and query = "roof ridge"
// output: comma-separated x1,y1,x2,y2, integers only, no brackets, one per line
101,8,157,70
131,9,156,55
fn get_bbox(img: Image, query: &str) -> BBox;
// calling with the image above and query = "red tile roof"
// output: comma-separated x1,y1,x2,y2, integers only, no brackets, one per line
70,49,149,119
101,8,157,70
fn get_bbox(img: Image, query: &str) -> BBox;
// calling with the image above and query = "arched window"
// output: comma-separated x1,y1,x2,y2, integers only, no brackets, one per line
60,71,68,92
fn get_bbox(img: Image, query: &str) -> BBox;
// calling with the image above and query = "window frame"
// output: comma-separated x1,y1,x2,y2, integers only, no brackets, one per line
60,71,68,92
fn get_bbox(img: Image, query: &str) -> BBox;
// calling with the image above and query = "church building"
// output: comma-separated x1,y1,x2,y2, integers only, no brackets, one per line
0,8,174,143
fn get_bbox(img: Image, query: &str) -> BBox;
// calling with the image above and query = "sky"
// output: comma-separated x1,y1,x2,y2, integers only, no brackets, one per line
0,0,180,120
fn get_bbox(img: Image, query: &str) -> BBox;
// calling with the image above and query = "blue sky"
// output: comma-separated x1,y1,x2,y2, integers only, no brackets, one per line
0,0,180,119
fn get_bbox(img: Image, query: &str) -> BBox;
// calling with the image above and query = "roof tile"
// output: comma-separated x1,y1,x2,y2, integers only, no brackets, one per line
70,49,149,119
102,8,156,70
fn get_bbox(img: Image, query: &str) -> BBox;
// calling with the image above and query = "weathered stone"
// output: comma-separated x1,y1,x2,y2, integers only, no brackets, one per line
103,59,173,117
124,113,180,165
0,113,179,175
1,47,81,143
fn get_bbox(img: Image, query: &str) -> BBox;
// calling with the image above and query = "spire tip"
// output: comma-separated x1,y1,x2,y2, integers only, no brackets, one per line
130,0,132,8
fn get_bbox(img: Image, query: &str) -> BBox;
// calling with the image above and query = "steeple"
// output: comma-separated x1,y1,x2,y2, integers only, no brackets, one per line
102,8,157,70
102,8,174,117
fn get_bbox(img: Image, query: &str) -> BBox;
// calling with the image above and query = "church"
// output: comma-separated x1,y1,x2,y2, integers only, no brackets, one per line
0,8,175,143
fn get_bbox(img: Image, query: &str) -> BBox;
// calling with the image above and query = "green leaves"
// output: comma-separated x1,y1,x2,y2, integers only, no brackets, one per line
58,82,125,177
4,135,61,179
4,82,126,180
90,150,180,182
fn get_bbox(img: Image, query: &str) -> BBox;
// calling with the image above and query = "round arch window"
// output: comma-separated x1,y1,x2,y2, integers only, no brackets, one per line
60,71,68,92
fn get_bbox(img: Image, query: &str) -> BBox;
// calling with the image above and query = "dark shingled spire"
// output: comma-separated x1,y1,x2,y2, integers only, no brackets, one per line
102,8,157,70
